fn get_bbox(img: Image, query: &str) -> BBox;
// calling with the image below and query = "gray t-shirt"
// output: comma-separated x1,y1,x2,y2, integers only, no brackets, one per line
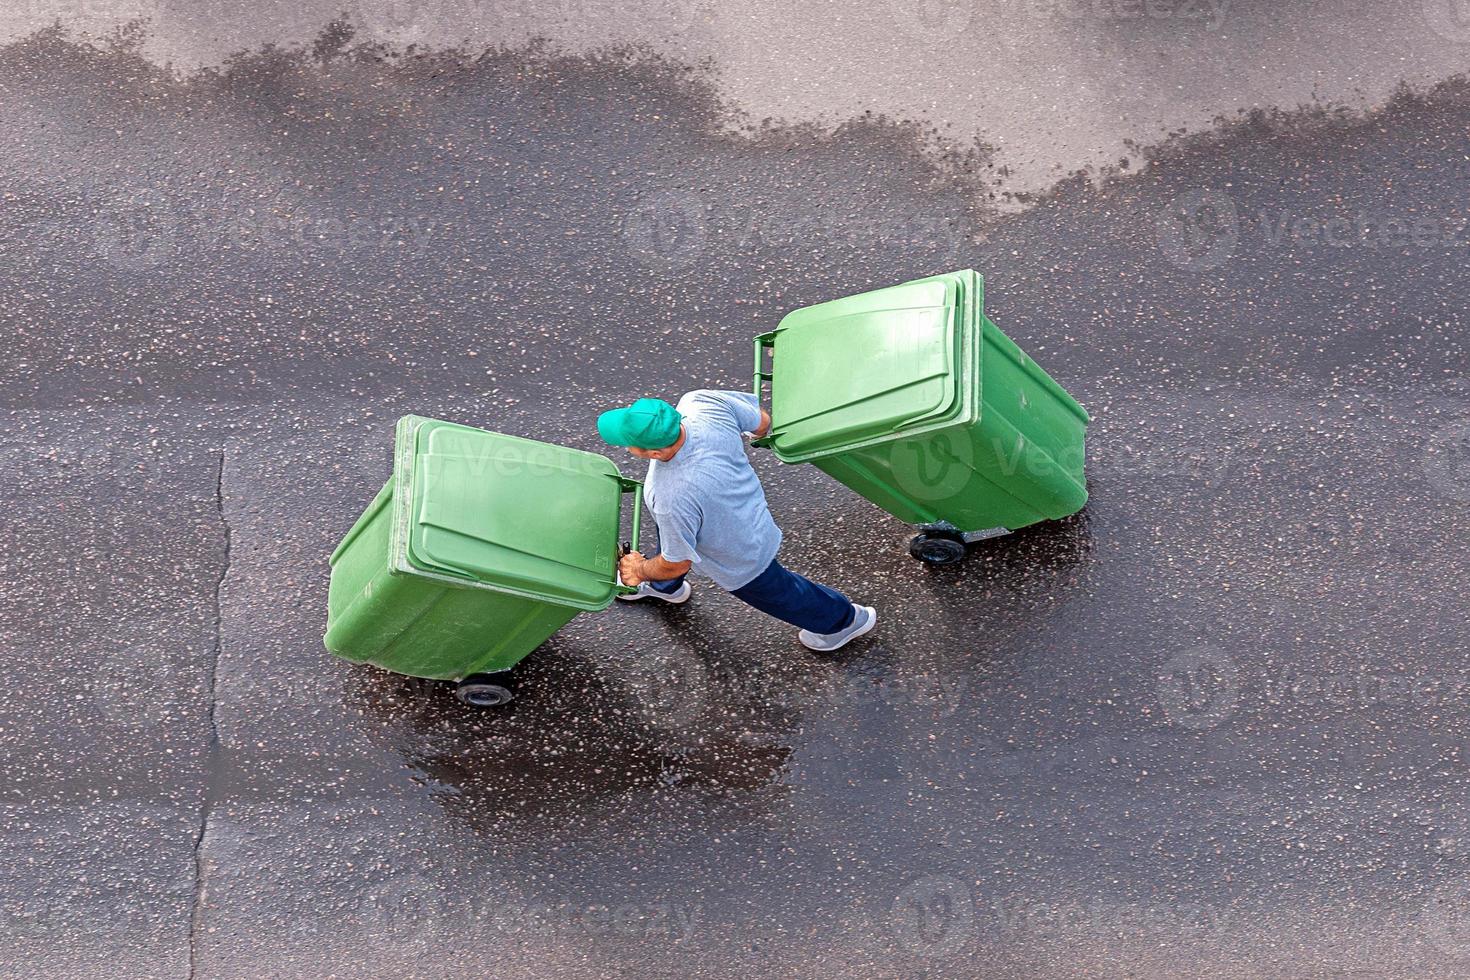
643,390,782,591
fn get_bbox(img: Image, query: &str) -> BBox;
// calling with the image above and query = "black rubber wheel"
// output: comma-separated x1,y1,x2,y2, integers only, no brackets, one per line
455,674,515,708
909,531,967,565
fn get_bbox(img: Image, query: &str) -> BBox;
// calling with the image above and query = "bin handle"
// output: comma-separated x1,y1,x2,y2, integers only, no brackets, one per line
751,331,777,448
614,476,643,596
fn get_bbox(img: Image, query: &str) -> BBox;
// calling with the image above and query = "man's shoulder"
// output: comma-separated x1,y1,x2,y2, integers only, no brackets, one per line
676,389,756,423
675,389,723,413
678,387,755,405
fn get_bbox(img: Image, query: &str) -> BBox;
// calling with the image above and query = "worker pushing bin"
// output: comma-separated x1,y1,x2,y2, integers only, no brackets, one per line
753,270,1088,564
324,415,640,706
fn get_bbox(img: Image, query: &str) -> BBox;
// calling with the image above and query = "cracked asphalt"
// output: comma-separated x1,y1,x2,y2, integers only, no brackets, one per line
2,5,1470,979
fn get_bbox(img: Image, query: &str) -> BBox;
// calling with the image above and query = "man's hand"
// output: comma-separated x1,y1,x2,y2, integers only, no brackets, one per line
619,551,694,588
752,408,772,441
619,550,648,587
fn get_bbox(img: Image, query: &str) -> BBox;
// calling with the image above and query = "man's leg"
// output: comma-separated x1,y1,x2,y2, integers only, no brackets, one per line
645,574,687,595
729,558,856,635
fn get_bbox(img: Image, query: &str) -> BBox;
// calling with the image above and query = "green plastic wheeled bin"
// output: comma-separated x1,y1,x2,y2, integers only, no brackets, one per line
324,415,640,706
753,270,1088,565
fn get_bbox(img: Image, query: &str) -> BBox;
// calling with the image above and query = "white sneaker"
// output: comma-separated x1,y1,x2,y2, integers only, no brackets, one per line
616,578,692,604
799,604,877,652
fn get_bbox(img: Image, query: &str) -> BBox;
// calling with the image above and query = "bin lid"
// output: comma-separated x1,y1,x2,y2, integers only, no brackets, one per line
767,274,972,460
402,420,624,609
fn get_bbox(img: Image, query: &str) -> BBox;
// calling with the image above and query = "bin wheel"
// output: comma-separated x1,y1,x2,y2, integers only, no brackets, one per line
909,530,966,565
455,674,515,708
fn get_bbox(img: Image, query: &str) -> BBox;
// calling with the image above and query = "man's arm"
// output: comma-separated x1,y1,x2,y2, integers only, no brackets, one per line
622,480,700,587
701,390,769,440
619,551,692,587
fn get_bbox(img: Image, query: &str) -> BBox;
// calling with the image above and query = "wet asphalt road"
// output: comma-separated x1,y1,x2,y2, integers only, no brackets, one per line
2,13,1470,980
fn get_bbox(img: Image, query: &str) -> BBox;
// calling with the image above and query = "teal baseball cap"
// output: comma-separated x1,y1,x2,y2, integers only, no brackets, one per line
597,398,682,449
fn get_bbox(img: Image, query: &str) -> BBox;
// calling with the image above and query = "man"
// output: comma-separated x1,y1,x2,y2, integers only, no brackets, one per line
597,391,877,652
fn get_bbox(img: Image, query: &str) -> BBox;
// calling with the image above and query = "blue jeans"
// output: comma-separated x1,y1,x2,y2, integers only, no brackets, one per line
649,557,855,635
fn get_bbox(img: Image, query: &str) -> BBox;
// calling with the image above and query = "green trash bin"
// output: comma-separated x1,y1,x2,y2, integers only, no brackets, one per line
324,415,640,705
753,270,1088,565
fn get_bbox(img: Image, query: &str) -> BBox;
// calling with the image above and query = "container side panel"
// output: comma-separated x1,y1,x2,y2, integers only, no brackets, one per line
978,318,1089,503
958,414,1085,529
883,426,1047,531
325,483,399,656
461,601,580,677
329,478,394,566
812,414,1086,533
325,570,450,665
811,452,940,526
365,585,573,680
